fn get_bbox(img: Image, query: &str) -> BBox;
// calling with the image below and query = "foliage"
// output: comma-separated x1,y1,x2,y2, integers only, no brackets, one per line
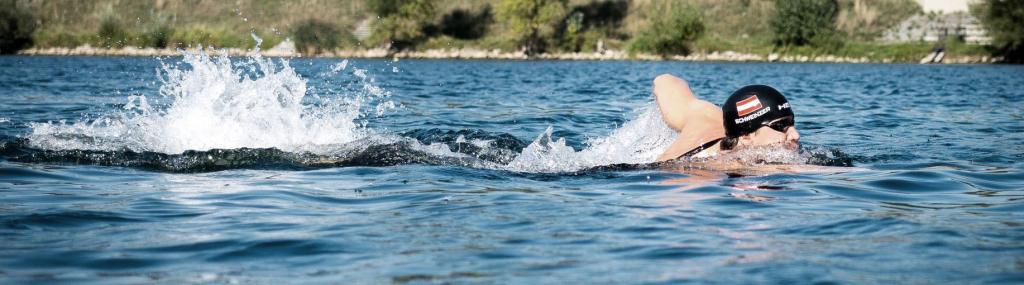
369,0,437,52
32,29,86,48
10,0,999,62
439,6,492,40
626,3,704,56
835,0,921,41
96,15,130,48
0,0,36,53
760,35,988,62
972,0,1024,63
367,0,405,16
562,11,585,52
168,26,247,48
292,19,348,55
770,0,842,50
141,24,173,48
496,0,567,55
557,0,629,52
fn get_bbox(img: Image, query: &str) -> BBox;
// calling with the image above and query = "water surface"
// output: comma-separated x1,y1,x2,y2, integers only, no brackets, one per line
1,54,1022,284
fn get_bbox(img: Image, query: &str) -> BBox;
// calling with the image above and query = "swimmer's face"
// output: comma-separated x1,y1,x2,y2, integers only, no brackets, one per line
739,117,800,150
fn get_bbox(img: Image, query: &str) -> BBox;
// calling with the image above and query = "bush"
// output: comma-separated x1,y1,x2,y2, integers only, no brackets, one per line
627,3,704,56
559,0,629,52
439,6,492,40
96,15,131,48
32,29,86,48
771,0,842,49
369,0,436,52
168,26,246,49
292,19,347,55
972,0,1024,63
496,0,568,55
0,0,36,53
142,24,173,48
367,0,405,16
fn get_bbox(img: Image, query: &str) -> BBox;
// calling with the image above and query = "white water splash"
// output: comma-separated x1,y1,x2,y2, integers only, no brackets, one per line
28,50,393,154
500,104,816,173
504,105,678,172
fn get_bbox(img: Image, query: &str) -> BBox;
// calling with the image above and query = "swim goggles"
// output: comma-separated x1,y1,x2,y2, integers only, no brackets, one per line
764,116,794,133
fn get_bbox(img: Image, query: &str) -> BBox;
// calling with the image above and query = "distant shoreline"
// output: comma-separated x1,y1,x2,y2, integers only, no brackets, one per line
16,46,997,64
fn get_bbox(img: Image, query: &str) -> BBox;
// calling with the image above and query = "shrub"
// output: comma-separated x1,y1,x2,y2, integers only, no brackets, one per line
96,15,131,48
771,0,842,49
142,24,173,48
292,19,346,55
0,0,36,53
561,11,585,52
972,0,1024,63
168,26,246,49
496,0,568,55
439,6,492,40
369,0,436,52
32,29,86,48
627,3,704,56
559,0,629,52
367,0,404,17
169,27,214,48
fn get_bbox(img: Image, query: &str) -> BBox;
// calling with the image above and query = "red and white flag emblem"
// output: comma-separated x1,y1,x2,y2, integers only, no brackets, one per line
736,95,763,117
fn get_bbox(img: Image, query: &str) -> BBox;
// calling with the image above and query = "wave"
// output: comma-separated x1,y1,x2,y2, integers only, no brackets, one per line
2,133,853,174
13,44,853,173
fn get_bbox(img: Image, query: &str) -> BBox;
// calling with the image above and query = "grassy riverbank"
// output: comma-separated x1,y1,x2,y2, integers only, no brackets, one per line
1,0,1008,63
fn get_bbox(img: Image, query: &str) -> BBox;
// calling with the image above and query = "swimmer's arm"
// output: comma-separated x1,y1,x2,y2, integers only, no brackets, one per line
730,164,870,175
669,159,868,175
652,74,701,131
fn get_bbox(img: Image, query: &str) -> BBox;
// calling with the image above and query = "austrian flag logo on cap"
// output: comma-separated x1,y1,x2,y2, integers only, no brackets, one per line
736,95,763,117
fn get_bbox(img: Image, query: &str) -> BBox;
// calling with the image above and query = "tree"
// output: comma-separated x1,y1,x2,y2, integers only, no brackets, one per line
0,0,36,54
496,0,568,56
292,19,345,55
368,0,436,52
771,0,842,49
626,3,704,57
972,0,1024,63
439,6,493,40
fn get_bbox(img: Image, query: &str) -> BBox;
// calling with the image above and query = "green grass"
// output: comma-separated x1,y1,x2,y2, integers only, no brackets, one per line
776,39,989,62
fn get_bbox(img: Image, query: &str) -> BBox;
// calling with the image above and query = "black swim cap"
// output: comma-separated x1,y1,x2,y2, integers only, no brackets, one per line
722,85,794,138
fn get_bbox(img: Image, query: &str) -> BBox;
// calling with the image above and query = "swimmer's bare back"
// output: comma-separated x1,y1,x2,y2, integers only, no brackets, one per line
653,74,726,161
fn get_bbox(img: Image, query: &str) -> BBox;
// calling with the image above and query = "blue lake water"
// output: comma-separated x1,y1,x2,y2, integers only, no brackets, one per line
1,53,1023,284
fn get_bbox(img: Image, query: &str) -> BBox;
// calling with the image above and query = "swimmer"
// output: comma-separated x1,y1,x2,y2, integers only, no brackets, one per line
652,74,800,162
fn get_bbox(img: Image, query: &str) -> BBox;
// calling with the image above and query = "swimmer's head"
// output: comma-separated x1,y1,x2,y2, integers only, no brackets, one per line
720,85,800,150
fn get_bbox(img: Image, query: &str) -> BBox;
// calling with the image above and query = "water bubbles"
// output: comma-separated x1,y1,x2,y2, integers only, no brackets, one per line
331,60,349,73
250,30,262,51
504,106,677,172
